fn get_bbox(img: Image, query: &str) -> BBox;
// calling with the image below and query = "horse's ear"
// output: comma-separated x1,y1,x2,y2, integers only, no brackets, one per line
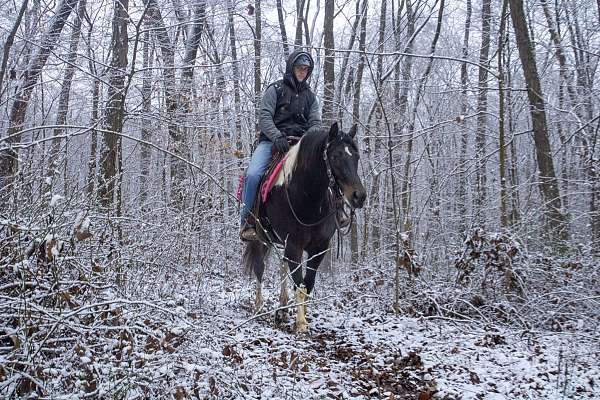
348,124,358,139
328,122,339,141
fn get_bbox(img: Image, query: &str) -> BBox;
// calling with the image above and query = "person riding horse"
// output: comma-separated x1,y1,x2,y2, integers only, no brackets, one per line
240,49,321,241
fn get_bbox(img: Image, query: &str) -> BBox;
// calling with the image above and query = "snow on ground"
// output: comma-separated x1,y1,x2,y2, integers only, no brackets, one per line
171,274,600,399
2,250,598,398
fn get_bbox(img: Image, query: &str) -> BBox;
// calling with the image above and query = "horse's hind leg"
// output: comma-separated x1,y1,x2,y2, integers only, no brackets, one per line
304,244,329,295
243,241,268,313
275,262,289,323
255,279,263,313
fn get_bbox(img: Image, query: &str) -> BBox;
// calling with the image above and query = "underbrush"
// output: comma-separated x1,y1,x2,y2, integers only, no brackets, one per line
1,204,598,398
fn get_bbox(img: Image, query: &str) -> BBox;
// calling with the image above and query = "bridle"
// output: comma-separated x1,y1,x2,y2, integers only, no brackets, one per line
284,137,354,229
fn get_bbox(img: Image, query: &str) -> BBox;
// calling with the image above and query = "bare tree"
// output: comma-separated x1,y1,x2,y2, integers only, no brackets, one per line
335,0,362,120
402,0,445,235
508,0,568,241
498,0,509,227
295,0,306,47
543,0,599,242
176,0,206,207
98,0,129,208
458,0,472,232
45,0,86,196
227,0,243,151
0,0,79,189
86,21,102,197
0,0,29,97
276,0,290,57
254,0,262,134
350,0,368,263
366,0,388,254
139,27,153,206
474,0,492,225
322,0,335,126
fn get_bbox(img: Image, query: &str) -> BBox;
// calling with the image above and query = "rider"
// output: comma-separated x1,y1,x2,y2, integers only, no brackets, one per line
240,49,322,241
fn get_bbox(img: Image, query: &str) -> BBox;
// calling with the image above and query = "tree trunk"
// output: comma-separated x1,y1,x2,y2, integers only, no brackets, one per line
0,0,79,190
227,0,243,152
87,78,100,196
554,0,598,242
403,0,443,235
45,0,86,196
276,0,290,57
142,0,178,203
295,0,305,47
139,28,153,206
335,0,361,120
390,0,407,312
176,0,205,208
0,0,29,97
458,0,472,233
322,0,335,127
506,43,520,225
397,0,416,234
508,0,568,242
474,0,491,226
98,0,129,208
254,0,262,134
350,0,368,264
368,0,388,254
498,0,509,227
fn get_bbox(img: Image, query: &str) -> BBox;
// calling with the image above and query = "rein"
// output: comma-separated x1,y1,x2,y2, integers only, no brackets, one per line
283,139,353,229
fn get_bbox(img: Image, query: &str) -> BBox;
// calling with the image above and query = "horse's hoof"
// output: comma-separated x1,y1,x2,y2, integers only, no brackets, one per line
254,301,263,315
275,309,289,323
296,322,309,333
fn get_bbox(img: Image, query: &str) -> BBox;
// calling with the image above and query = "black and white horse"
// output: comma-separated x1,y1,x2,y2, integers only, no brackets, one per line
243,123,366,332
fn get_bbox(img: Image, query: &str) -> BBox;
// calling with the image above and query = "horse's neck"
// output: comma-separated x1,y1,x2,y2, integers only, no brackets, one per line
289,156,329,208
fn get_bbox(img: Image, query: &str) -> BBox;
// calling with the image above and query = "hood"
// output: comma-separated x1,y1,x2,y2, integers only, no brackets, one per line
285,49,314,89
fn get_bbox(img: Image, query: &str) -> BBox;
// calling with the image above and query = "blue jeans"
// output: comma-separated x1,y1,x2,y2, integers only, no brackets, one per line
240,141,273,225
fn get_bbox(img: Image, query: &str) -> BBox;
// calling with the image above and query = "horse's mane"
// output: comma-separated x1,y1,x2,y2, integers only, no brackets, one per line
295,130,328,172
274,130,328,186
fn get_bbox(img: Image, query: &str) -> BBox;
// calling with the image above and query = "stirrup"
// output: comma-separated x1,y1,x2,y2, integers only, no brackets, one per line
240,224,259,242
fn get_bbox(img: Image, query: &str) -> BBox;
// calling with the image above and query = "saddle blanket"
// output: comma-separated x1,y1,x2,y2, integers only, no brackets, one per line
236,154,288,205
260,154,288,203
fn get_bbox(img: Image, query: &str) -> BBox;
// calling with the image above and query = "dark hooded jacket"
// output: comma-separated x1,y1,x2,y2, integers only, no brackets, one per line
258,50,322,143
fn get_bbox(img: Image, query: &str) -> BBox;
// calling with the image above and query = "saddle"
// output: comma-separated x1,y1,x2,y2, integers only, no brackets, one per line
236,138,300,227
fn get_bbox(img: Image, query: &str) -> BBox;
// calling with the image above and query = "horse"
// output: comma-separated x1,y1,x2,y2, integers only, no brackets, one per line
243,122,366,332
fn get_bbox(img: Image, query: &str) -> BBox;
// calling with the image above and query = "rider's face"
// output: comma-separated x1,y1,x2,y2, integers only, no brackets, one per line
293,65,309,82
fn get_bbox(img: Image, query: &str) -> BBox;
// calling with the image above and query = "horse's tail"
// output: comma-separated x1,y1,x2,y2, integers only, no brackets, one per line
243,241,269,282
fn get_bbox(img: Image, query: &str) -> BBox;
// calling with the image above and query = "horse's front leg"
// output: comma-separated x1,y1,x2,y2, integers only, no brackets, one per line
284,244,307,332
295,286,308,332
275,262,289,323
295,245,329,331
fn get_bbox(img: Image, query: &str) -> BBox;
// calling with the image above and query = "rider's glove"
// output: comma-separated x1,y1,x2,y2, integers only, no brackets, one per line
273,135,290,153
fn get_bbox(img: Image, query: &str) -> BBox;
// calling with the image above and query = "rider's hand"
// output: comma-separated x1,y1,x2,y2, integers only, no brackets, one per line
273,136,290,153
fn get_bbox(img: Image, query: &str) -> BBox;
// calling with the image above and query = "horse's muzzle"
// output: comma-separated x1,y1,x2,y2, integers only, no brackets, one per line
351,189,366,209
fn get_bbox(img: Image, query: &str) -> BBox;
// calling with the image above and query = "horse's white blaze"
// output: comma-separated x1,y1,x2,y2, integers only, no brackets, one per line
345,145,352,156
295,287,308,332
274,139,302,187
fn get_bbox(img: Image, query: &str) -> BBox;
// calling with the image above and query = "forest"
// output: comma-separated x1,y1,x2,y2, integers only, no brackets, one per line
0,0,599,397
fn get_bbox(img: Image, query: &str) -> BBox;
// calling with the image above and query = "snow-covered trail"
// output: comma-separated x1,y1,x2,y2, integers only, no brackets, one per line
176,277,599,399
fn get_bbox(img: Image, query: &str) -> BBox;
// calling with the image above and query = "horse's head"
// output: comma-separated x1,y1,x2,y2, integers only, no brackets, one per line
326,123,366,209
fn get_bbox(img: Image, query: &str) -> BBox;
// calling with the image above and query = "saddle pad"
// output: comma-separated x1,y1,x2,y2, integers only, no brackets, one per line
236,174,244,202
260,154,288,204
